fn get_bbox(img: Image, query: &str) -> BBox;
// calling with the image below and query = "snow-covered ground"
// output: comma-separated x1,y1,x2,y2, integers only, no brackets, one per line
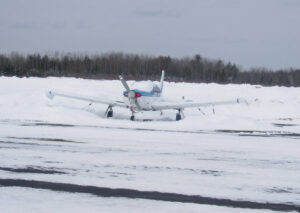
0,76,300,212
1,76,300,130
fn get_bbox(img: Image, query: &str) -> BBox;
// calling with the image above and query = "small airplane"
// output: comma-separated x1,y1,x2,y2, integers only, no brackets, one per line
46,70,247,121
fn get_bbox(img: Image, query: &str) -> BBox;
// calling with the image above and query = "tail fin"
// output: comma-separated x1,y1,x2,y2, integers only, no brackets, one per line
160,70,165,92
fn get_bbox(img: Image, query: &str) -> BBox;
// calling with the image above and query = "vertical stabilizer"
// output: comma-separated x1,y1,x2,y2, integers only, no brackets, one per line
160,70,165,92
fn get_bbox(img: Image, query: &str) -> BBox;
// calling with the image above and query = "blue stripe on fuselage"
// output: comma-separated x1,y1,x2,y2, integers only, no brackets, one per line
123,89,161,97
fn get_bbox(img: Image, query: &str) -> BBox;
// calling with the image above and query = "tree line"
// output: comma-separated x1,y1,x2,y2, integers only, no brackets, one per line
0,52,299,87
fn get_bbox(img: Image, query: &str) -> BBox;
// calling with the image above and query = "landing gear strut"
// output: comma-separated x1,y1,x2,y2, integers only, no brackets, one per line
105,106,113,118
130,107,135,121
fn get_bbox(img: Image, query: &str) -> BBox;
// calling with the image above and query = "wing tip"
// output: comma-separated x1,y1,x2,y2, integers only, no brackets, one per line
237,98,248,105
46,90,54,99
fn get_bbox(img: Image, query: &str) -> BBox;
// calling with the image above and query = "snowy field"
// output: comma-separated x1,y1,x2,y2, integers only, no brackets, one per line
0,76,300,212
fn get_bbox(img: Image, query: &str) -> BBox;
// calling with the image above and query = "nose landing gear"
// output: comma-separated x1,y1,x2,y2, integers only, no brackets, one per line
130,107,135,121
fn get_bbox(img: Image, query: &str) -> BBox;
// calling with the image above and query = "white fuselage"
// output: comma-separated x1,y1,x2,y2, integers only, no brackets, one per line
122,85,162,111
123,95,161,111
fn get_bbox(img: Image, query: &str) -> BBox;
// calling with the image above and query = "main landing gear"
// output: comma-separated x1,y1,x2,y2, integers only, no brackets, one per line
105,106,113,118
176,109,184,121
176,113,181,121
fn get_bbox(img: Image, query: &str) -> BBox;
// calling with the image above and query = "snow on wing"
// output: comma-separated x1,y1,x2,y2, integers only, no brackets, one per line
46,90,128,108
150,98,247,110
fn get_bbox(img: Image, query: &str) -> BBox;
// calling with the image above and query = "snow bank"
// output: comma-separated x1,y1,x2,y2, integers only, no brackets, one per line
0,76,299,132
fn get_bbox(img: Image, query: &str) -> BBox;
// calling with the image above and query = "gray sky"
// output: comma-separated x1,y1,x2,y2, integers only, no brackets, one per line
1,0,300,69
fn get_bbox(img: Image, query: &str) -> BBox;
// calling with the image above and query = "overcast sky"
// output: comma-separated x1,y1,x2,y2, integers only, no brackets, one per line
1,0,300,69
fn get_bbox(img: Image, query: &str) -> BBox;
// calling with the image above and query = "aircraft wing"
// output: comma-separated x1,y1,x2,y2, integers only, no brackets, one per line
150,98,248,111
46,90,128,108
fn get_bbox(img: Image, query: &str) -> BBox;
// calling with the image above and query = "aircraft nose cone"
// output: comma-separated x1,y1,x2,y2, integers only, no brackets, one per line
128,91,136,99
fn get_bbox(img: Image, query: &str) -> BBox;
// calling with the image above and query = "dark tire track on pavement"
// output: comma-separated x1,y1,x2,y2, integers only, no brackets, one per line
0,179,299,212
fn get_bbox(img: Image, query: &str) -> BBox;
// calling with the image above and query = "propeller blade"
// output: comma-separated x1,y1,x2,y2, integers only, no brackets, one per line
119,75,130,92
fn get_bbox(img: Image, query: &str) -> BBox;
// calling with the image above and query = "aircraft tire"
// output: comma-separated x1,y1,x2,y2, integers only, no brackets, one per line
176,113,181,121
107,110,113,118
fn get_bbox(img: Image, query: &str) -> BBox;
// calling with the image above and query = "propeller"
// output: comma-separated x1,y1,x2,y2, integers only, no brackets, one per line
119,75,141,111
